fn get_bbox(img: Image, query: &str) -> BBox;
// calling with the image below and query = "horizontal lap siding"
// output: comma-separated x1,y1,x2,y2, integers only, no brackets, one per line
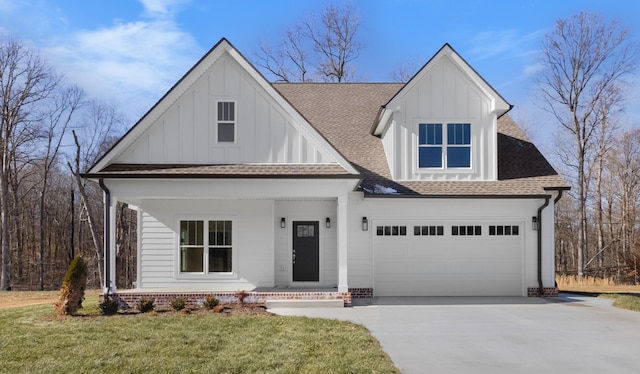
139,212,174,288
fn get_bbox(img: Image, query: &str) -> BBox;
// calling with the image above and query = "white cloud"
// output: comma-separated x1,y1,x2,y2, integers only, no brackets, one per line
43,1,202,117
139,0,190,17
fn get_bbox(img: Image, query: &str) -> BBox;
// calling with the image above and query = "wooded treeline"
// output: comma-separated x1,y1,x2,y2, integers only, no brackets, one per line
537,12,640,283
0,38,136,290
1,8,639,291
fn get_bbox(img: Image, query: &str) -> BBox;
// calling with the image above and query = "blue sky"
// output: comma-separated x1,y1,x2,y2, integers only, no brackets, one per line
0,0,638,140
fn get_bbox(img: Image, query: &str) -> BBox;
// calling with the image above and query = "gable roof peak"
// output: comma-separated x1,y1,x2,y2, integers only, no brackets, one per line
371,42,511,136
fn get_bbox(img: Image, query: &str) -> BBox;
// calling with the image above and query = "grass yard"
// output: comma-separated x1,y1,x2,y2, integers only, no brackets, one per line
0,293,399,373
556,274,640,312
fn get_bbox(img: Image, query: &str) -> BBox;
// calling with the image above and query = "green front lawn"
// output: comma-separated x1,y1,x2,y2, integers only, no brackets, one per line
599,294,640,312
0,297,399,373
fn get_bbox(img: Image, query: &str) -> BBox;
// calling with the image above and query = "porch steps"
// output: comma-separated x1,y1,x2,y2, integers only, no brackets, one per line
266,299,345,308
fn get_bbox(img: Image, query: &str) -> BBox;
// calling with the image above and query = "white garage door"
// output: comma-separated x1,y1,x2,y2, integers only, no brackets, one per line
374,222,524,296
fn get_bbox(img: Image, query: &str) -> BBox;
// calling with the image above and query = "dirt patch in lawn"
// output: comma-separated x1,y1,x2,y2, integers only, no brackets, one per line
139,303,274,317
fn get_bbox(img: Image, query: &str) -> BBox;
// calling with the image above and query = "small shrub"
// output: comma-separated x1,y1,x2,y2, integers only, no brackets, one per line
235,290,249,304
99,297,119,315
170,297,187,311
55,256,88,315
138,298,155,313
202,295,219,310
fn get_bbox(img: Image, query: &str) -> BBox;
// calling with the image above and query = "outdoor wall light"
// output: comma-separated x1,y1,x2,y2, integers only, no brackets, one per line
362,217,368,231
326,217,331,228
532,216,538,230
281,217,286,229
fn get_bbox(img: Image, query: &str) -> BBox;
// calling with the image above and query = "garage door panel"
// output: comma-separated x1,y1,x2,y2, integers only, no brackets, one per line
374,221,523,296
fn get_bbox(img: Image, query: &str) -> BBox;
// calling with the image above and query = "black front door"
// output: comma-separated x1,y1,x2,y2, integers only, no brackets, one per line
292,221,319,282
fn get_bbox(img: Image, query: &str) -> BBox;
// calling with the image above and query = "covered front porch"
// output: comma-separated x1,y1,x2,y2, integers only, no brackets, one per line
99,178,357,305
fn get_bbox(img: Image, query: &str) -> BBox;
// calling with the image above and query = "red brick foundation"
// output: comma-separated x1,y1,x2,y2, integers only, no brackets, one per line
527,287,558,297
349,288,373,298
104,290,352,310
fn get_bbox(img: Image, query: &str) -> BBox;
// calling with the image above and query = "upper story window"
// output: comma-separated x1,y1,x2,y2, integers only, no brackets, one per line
217,101,235,143
418,123,471,168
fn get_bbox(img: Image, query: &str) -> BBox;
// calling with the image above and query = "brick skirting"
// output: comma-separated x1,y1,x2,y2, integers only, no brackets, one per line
527,287,559,297
349,288,373,298
105,290,352,309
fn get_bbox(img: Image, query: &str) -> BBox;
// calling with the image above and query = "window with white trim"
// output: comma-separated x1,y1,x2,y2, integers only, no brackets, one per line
418,123,471,168
217,101,235,143
180,220,232,273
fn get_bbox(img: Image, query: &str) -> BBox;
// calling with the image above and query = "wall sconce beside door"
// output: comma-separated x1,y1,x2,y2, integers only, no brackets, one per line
362,217,368,231
281,217,286,229
532,216,538,230
325,217,331,228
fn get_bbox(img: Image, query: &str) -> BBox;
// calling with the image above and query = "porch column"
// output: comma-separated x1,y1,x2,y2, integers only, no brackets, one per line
337,194,348,293
103,191,117,294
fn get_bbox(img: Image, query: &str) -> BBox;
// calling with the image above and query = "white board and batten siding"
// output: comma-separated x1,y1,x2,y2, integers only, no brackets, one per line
115,53,337,166
381,48,502,182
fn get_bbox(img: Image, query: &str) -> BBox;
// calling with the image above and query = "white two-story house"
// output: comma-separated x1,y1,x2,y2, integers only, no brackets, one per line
84,39,568,307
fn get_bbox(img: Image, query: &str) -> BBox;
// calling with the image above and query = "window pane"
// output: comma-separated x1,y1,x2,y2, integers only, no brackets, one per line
452,226,459,236
489,226,496,235
414,226,421,236
437,226,444,236
209,221,232,245
447,147,470,168
376,226,384,236
209,248,232,272
400,226,406,236
512,226,519,235
218,123,234,142
447,123,470,145
475,226,482,235
419,147,442,168
180,221,203,246
429,226,436,236
419,124,427,145
181,247,203,272
218,102,234,121
428,124,442,145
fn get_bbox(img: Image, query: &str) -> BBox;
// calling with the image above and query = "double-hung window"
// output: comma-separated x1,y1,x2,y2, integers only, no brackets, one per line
217,101,235,143
418,123,471,168
180,220,232,273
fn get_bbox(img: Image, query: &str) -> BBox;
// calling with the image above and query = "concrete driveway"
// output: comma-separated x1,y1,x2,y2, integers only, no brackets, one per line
272,294,640,373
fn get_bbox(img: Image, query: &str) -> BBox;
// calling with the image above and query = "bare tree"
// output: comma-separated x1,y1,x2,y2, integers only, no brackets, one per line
390,59,422,83
254,3,363,82
67,100,126,289
0,39,59,290
37,85,84,290
537,11,637,278
256,27,310,82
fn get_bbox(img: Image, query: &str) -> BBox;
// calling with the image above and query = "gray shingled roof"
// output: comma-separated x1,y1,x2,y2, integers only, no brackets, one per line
273,83,569,197
95,163,354,178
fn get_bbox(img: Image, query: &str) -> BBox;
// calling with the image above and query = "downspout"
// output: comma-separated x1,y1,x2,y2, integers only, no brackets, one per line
537,195,551,297
98,179,111,297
